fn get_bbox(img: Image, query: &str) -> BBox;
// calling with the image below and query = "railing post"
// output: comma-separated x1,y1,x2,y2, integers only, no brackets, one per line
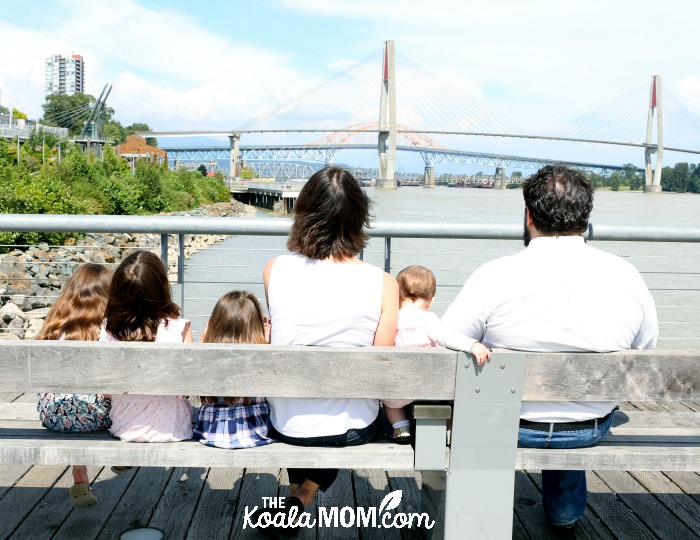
160,234,168,268
384,236,391,273
178,233,185,315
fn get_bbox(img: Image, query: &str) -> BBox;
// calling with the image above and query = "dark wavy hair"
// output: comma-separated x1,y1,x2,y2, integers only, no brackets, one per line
38,263,112,341
287,166,372,261
523,165,594,235
200,290,267,405
104,250,180,342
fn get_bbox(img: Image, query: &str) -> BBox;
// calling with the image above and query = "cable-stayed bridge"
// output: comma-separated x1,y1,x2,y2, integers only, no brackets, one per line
148,41,700,191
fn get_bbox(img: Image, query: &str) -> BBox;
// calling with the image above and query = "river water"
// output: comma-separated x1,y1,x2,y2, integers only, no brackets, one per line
183,187,700,349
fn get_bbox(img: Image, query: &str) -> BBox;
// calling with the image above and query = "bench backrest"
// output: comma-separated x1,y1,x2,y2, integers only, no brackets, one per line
1,341,699,402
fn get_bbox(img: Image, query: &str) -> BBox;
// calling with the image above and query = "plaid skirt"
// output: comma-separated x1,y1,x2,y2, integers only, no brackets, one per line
194,398,275,449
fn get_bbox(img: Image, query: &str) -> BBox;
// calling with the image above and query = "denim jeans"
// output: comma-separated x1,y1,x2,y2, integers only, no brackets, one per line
517,409,617,526
272,417,380,492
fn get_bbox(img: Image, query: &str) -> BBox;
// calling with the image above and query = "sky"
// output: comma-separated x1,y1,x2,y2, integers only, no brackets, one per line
1,0,699,172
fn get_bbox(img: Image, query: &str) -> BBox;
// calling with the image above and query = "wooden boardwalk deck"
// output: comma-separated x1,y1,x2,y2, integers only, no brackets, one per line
1,397,699,539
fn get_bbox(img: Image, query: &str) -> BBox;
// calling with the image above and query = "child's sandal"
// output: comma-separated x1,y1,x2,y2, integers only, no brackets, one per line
111,466,135,475
69,482,98,509
391,426,412,445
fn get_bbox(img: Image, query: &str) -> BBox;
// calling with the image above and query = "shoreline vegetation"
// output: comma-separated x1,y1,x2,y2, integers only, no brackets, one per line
0,135,250,339
0,135,232,250
0,201,256,340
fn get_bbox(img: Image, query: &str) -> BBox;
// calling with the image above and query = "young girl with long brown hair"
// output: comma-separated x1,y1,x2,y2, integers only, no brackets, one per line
36,263,112,509
100,250,193,443
193,290,275,449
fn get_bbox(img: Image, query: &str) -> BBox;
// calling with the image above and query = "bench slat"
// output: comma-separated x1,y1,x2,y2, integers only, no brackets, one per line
517,444,700,471
522,351,700,401
0,428,419,470
0,341,458,399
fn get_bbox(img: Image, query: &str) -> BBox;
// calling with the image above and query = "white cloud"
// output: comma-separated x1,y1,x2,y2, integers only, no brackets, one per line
2,0,700,164
0,1,312,129
677,76,700,110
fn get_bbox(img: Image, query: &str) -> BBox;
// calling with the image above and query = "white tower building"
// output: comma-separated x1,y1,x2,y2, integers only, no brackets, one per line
45,54,85,95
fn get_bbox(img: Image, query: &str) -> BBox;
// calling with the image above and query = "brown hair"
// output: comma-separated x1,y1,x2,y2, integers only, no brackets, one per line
396,265,436,302
287,166,372,261
200,290,267,405
104,250,180,342
38,263,112,341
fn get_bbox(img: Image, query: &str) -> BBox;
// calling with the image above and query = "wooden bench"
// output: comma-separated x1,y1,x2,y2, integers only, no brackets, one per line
0,342,699,539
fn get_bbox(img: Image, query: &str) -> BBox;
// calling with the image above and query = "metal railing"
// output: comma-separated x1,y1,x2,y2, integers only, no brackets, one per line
1,214,699,347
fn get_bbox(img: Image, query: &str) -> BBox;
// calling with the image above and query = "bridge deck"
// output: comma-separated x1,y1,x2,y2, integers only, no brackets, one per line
1,395,698,539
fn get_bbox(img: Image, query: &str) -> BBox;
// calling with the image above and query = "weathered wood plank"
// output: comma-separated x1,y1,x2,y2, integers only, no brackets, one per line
586,471,657,540
516,445,700,471
352,469,401,540
0,464,31,502
317,469,359,540
277,468,317,540
385,470,423,540
52,466,135,540
149,467,208,540
630,471,700,536
0,465,67,539
98,466,173,540
595,470,696,539
612,410,700,431
230,468,281,540
511,510,533,540
521,350,700,401
185,467,244,540
663,471,700,506
523,470,615,540
13,394,37,404
683,401,700,412
0,430,418,470
512,470,556,540
0,342,458,400
0,403,39,421
10,465,99,539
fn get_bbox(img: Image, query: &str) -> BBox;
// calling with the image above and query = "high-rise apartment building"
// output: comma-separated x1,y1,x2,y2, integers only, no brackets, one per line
44,54,85,95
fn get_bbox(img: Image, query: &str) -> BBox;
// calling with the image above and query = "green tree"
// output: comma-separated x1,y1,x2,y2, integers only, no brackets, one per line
42,93,115,136
197,164,208,176
240,166,259,180
0,104,9,115
609,172,621,191
103,120,127,144
12,108,28,120
662,163,691,192
125,123,158,146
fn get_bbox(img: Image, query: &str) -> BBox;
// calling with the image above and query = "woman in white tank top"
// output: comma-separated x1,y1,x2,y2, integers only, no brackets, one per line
256,167,399,533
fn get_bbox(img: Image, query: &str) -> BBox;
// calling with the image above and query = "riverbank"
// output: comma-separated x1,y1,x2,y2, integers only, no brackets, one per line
0,200,256,339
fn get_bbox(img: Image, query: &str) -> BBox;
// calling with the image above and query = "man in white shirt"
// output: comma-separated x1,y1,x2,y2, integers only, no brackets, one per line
442,165,658,534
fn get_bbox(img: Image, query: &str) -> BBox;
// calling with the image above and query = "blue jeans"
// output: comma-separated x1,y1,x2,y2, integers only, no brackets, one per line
272,417,380,492
517,409,617,526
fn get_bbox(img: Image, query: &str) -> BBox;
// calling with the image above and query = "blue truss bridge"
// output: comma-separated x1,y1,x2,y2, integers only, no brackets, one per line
145,42,700,191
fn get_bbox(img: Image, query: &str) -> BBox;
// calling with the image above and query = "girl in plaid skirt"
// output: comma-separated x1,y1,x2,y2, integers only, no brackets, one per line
194,290,275,449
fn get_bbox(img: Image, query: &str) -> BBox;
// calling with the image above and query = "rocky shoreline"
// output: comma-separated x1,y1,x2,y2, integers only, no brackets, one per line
0,201,256,340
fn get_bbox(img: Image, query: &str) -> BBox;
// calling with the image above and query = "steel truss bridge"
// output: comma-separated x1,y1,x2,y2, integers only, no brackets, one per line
164,143,634,177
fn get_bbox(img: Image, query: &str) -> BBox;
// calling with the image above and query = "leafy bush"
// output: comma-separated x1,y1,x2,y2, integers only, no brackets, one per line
0,140,231,251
